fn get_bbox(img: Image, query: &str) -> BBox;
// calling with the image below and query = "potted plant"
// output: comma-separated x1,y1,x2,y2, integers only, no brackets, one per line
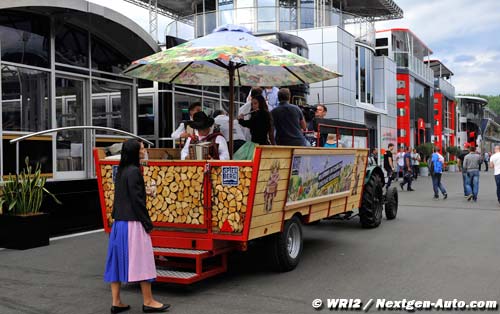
0,158,61,250
447,160,458,172
416,143,434,162
419,162,429,176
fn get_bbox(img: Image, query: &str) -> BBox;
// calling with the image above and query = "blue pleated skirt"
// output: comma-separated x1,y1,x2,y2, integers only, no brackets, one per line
104,220,156,283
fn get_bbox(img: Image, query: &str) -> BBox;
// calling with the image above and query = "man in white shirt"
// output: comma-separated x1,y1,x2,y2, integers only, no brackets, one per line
171,102,202,141
489,145,500,205
395,147,405,180
181,112,229,160
262,86,279,111
213,109,247,152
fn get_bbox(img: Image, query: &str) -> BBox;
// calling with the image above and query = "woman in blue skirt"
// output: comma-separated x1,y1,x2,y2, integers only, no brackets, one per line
104,139,170,313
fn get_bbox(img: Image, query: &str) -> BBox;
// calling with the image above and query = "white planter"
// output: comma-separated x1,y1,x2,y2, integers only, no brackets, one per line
448,165,457,172
419,167,429,176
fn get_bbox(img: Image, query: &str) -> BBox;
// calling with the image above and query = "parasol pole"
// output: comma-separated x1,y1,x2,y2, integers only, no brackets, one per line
228,61,235,158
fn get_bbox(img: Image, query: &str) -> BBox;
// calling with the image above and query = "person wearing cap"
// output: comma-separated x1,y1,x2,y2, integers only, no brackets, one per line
181,112,229,160
458,143,471,197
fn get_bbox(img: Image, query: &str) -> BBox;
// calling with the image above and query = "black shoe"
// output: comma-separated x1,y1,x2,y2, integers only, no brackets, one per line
111,305,130,314
443,193,448,199
467,194,473,201
433,196,439,200
407,188,415,191
400,183,404,191
143,304,171,313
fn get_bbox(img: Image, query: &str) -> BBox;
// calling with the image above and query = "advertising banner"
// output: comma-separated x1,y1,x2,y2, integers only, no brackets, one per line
287,153,356,204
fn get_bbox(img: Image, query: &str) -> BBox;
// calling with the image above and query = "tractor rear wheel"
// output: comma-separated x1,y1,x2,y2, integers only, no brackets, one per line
385,186,398,220
359,173,384,228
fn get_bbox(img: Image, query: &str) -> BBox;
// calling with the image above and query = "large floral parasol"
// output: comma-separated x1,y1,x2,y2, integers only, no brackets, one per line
124,24,341,155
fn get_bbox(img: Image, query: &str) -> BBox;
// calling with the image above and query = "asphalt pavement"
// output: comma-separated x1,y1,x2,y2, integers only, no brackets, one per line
1,171,499,314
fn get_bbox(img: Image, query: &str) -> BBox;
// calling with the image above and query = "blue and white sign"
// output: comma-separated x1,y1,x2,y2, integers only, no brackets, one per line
222,166,239,186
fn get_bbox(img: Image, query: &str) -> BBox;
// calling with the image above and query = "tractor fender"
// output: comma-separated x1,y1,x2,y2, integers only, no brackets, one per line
364,166,385,185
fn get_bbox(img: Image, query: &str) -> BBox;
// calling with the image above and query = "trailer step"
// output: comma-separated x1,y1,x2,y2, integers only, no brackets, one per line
156,269,198,280
153,247,209,257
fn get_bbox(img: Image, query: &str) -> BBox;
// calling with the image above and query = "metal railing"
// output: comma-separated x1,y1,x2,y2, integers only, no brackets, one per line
166,6,346,40
9,126,154,174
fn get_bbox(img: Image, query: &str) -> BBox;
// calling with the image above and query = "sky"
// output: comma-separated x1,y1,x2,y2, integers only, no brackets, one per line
90,0,500,96
376,0,500,96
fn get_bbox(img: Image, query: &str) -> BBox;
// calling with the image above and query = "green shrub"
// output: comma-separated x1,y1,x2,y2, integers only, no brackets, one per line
419,162,428,167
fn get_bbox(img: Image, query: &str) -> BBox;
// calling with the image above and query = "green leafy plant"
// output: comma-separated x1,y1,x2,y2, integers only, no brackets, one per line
416,143,434,162
419,162,428,168
0,157,61,216
445,146,461,158
447,160,458,165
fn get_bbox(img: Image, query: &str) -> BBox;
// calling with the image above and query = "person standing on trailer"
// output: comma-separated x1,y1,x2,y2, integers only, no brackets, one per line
171,102,202,141
271,88,309,147
104,139,170,313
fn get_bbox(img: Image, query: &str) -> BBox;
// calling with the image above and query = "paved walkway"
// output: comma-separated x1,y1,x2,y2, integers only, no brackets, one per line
0,170,499,314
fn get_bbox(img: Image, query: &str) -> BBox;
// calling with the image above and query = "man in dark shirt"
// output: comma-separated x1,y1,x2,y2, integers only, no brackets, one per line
384,143,395,189
271,88,308,146
400,146,414,191
458,143,470,197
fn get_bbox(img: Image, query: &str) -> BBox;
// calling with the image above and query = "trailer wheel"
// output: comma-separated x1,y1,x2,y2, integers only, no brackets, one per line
270,216,303,272
359,173,383,228
385,186,398,220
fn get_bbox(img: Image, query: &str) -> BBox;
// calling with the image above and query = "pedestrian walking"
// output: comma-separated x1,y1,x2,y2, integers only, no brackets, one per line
384,143,395,189
368,148,378,167
484,151,490,172
430,147,447,200
489,145,500,206
463,146,482,202
400,147,414,191
458,143,470,197
411,148,421,180
395,147,405,181
104,139,170,314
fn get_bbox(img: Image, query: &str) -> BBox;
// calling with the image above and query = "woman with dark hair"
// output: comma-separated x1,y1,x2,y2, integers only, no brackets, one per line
104,139,170,314
238,94,276,145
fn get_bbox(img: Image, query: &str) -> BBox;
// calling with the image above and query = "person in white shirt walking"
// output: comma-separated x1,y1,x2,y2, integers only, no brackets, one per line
489,145,500,205
395,147,405,181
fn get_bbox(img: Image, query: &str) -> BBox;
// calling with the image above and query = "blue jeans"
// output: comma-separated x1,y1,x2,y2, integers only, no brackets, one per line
465,170,480,200
495,174,500,203
462,172,467,196
432,173,447,197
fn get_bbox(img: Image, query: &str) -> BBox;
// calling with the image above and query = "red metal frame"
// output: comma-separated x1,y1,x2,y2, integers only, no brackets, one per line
315,124,369,148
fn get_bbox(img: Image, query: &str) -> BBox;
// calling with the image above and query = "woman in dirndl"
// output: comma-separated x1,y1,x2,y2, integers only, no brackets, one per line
104,139,170,313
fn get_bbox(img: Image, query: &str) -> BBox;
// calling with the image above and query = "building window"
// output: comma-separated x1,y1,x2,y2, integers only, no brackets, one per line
355,46,374,104
300,0,314,29
376,38,388,46
279,0,297,31
397,94,406,102
91,34,130,74
398,129,406,137
55,22,89,68
398,108,406,116
138,94,155,136
1,65,50,132
92,80,132,134
0,11,50,68
397,80,406,89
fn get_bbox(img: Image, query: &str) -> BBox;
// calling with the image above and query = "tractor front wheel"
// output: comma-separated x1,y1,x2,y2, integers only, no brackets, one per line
359,173,384,228
385,186,398,220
